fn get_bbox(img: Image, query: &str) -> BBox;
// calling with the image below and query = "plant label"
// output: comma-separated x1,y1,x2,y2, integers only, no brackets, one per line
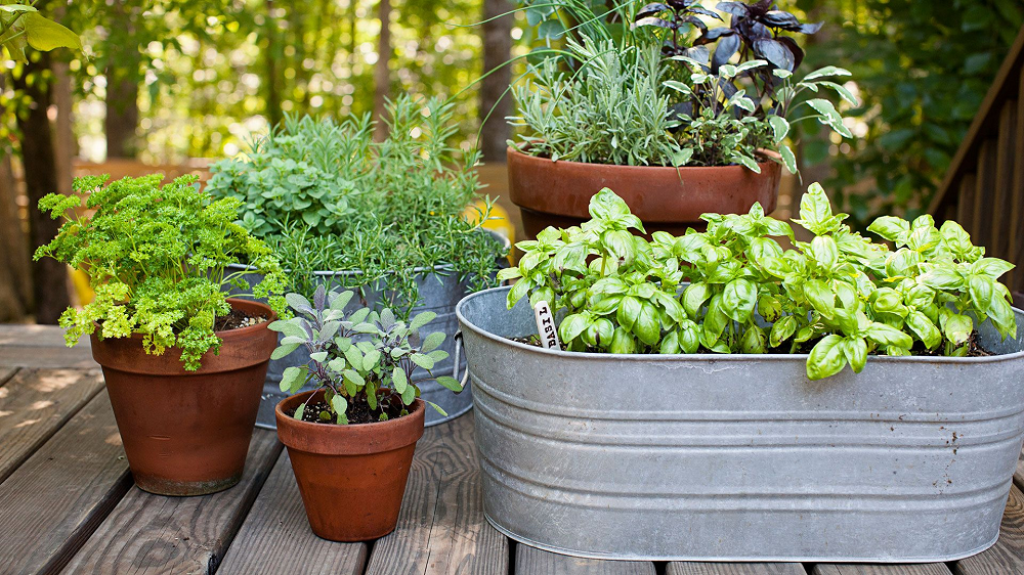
533,301,561,350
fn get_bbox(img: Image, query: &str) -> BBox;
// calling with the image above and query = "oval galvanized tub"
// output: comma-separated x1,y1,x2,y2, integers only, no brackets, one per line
231,267,486,429
455,286,1024,562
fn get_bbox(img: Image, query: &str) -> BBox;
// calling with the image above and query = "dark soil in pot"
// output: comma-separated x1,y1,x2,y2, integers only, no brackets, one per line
289,390,406,424
276,390,426,542
90,298,277,496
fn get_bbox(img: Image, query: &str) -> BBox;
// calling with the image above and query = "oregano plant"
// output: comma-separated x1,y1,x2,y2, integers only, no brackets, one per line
34,174,287,370
270,285,463,424
500,186,1017,380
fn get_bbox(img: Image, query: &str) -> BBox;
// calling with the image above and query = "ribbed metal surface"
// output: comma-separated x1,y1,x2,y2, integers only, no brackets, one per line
231,268,474,428
456,286,1024,562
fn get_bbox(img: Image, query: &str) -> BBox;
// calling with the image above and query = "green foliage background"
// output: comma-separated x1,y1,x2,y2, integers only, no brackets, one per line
796,0,1024,228
54,0,492,163
2,0,1022,225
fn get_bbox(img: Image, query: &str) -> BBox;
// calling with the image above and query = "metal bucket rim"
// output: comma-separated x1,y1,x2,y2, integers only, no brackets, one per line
456,285,1024,365
226,230,511,277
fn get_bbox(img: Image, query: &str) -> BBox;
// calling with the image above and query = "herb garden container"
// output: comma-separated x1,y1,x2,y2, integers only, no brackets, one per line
507,147,782,240
231,266,483,429
91,298,277,496
455,286,1024,562
276,391,425,541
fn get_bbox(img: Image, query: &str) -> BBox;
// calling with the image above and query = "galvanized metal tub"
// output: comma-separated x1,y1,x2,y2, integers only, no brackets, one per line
231,267,483,429
455,286,1024,562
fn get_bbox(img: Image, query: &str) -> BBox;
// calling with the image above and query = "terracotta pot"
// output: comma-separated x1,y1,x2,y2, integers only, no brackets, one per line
276,391,426,541
507,146,782,239
90,298,277,496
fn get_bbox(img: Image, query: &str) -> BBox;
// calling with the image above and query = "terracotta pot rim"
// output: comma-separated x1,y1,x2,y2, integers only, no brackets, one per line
90,298,278,376
276,390,426,455
507,145,780,172
91,298,277,342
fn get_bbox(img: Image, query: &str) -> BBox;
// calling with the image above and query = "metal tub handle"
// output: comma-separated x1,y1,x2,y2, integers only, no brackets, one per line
452,330,470,389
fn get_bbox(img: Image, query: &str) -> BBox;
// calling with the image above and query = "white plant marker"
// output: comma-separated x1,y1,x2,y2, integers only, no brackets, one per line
533,300,561,350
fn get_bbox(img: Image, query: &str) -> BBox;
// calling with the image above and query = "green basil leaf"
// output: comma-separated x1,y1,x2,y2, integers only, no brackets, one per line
682,282,711,318
635,303,661,346
864,322,914,349
804,279,836,319
807,334,847,380
769,315,798,348
722,278,757,323
906,311,941,349
842,336,868,373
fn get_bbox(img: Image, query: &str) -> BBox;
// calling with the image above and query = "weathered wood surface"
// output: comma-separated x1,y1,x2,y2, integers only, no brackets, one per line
60,429,282,574
364,412,509,575
668,563,806,574
813,564,952,575
516,546,655,574
0,390,131,575
953,486,1024,575
0,368,104,483
217,451,368,575
0,325,96,368
2,324,1024,575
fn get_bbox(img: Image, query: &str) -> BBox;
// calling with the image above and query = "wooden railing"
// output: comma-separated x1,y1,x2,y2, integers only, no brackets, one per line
929,25,1024,298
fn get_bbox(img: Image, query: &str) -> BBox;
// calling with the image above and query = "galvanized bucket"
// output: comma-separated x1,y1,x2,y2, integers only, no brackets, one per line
455,286,1024,562
231,266,485,429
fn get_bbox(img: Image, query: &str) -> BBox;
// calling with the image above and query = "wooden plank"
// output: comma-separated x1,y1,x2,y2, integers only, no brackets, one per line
217,450,368,575
0,323,97,366
0,368,104,483
364,412,510,575
60,429,282,574
813,564,951,575
0,324,73,347
0,366,16,386
990,100,1017,257
1016,445,1024,491
953,485,1024,574
1010,71,1024,293
0,325,96,368
972,140,997,239
516,545,655,575
668,563,805,574
957,174,977,236
0,390,132,575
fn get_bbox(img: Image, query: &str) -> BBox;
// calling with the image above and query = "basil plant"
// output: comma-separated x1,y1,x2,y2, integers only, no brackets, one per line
499,186,1017,380
270,285,463,424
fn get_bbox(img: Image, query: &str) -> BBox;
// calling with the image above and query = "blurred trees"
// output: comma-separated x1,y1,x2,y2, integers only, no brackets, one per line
2,0,1022,322
797,0,1024,228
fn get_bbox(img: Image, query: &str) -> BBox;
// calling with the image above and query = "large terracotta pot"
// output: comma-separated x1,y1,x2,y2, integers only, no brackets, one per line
90,298,277,496
507,147,782,239
276,391,425,541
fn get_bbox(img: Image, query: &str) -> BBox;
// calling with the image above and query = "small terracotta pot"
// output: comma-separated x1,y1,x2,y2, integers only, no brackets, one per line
90,298,277,496
507,146,782,239
276,391,425,542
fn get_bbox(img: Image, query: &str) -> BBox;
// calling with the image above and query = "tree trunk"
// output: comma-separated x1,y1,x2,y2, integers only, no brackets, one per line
372,0,391,142
53,60,74,194
12,53,70,324
265,0,282,129
479,0,513,162
104,0,140,158
0,151,30,322
0,71,31,322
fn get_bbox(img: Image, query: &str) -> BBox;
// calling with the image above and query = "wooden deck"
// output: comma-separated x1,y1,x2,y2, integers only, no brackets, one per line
2,324,1024,575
